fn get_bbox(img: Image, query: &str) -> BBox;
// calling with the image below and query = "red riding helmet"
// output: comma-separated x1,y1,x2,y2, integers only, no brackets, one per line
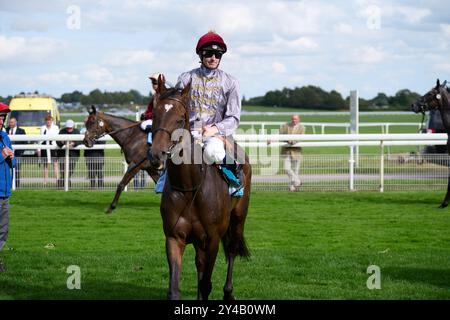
0,102,11,114
196,31,227,54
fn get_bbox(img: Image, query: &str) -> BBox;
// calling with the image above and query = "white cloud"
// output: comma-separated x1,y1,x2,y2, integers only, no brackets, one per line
83,65,115,84
11,19,49,32
37,72,79,83
355,46,388,64
334,23,353,34
236,36,319,56
440,24,450,37
393,5,431,24
0,35,65,62
434,63,450,73
103,50,155,67
272,62,286,73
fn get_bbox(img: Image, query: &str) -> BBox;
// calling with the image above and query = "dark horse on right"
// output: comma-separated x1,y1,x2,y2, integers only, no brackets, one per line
412,79,450,207
149,78,252,300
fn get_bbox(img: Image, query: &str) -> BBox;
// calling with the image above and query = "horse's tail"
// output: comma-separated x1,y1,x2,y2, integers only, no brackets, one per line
222,223,251,260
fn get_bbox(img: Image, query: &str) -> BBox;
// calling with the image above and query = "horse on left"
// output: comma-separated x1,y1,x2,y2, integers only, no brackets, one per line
83,105,161,213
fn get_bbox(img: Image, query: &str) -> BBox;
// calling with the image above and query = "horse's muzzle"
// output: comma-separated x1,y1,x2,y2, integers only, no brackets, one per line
411,102,424,114
83,137,94,148
149,149,168,170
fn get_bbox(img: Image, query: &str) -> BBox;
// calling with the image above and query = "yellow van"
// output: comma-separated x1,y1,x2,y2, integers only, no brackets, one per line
8,93,60,135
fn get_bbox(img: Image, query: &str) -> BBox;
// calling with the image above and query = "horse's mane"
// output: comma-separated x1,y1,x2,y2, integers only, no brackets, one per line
160,87,181,100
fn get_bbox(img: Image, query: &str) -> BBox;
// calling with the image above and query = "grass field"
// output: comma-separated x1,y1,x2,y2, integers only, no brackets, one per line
1,190,450,300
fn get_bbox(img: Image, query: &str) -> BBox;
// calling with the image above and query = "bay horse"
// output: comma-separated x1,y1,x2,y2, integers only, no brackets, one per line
83,106,160,213
150,80,252,300
412,79,450,207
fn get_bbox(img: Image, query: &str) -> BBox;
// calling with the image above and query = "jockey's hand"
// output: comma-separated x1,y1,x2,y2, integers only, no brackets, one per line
203,125,219,138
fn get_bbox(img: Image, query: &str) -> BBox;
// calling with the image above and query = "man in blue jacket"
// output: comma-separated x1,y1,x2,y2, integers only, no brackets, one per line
0,102,16,273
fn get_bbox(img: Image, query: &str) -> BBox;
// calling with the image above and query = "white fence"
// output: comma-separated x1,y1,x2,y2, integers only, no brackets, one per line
239,121,424,134
8,133,449,192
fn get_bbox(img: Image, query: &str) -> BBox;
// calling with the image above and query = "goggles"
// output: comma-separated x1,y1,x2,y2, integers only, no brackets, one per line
201,50,223,59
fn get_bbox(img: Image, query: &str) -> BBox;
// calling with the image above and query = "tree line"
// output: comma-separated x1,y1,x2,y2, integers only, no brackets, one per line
1,86,421,111
0,89,151,108
243,86,421,111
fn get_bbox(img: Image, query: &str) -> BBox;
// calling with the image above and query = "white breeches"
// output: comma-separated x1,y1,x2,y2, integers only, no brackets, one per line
140,119,153,130
203,136,226,164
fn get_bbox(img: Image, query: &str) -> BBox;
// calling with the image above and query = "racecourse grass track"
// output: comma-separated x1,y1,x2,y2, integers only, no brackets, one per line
1,190,450,299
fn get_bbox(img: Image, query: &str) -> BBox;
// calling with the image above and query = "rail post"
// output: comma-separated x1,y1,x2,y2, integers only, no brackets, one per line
380,140,385,192
65,141,70,191
349,145,355,191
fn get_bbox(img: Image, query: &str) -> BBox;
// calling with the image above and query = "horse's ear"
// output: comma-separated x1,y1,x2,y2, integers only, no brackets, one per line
156,74,166,94
88,105,96,115
181,81,191,104
436,79,441,88
443,80,447,87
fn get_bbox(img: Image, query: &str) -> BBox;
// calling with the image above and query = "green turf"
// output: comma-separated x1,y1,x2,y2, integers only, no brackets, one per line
1,190,449,300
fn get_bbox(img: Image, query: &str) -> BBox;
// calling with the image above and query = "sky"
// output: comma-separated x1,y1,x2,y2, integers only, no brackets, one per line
0,0,449,101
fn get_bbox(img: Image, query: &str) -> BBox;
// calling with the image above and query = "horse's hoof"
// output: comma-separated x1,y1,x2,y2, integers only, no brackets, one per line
223,292,235,300
439,203,448,209
105,208,113,214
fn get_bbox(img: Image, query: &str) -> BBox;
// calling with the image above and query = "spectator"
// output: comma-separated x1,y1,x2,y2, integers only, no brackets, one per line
38,115,59,186
0,102,16,273
6,117,26,188
279,114,305,191
82,124,105,189
56,119,81,188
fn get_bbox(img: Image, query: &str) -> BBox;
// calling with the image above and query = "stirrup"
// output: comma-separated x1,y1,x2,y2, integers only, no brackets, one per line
229,185,244,198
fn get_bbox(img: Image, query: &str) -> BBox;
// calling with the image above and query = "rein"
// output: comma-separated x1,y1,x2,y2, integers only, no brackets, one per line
95,120,142,140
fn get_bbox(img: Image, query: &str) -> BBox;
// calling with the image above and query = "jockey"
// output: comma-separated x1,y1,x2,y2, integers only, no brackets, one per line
161,31,243,196
141,72,165,148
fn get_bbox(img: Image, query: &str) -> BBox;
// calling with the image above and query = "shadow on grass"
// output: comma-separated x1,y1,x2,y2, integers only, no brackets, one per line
384,267,450,290
0,278,167,300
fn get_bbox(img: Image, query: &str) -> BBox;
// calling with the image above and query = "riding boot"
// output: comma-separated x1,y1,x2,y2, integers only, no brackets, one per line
146,130,153,162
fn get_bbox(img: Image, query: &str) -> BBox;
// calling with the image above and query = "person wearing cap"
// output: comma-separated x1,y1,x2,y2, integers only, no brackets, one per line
140,73,166,147
56,119,81,188
172,31,244,196
0,102,16,272
38,114,60,186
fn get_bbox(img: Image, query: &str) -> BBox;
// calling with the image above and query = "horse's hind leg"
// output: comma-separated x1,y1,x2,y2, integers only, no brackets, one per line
222,211,250,300
223,166,251,300
106,164,141,214
440,171,450,208
166,237,186,300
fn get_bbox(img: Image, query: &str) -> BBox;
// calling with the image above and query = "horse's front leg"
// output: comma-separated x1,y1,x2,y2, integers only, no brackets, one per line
106,164,141,214
166,237,186,300
198,236,220,300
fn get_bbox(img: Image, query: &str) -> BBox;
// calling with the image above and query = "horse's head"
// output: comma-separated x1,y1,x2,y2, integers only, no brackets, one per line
83,105,107,148
150,75,191,169
412,79,448,114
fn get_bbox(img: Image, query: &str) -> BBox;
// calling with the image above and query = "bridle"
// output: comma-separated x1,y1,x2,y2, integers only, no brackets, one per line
153,96,190,159
86,113,141,144
153,94,206,193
